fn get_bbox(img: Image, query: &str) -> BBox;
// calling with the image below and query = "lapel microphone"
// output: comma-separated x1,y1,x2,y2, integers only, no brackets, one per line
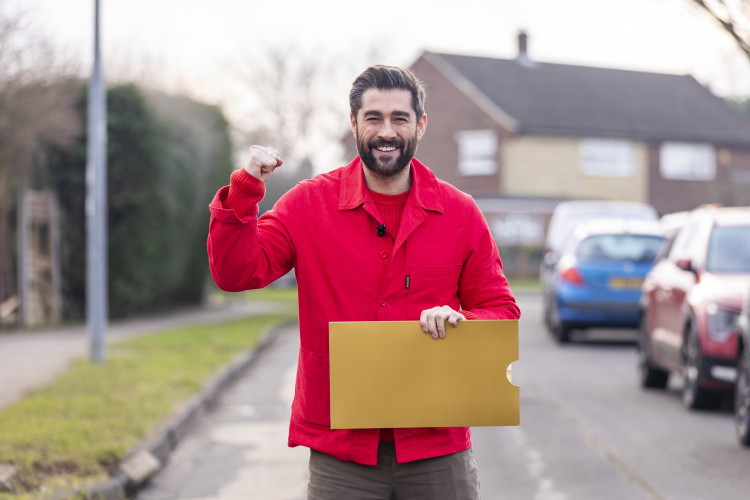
377,224,386,237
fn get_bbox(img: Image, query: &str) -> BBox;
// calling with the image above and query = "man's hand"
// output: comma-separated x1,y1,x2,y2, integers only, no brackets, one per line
419,305,466,339
245,145,283,182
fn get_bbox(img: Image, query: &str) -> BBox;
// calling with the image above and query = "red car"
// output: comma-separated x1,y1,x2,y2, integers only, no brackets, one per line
638,206,750,409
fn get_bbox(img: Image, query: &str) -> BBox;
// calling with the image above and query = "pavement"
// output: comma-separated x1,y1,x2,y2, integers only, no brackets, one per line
0,296,298,498
136,322,309,500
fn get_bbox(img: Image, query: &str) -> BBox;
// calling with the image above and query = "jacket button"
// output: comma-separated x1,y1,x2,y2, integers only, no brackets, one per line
380,299,388,307
381,252,388,259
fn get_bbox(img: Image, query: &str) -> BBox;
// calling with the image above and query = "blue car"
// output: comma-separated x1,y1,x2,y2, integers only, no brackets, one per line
543,219,665,343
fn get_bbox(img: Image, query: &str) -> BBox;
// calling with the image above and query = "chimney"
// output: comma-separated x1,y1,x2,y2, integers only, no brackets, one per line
517,30,528,58
516,30,536,68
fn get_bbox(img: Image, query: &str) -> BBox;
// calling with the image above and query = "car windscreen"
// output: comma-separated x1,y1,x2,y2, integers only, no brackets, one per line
575,234,665,263
706,225,750,273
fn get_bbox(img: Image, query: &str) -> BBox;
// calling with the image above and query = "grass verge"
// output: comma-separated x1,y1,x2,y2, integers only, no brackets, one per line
0,312,295,499
507,279,541,293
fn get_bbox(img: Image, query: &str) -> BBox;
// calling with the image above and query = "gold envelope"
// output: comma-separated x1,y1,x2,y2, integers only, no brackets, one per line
329,320,519,429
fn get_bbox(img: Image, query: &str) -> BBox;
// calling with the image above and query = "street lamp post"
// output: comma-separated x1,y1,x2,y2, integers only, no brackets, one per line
86,0,107,363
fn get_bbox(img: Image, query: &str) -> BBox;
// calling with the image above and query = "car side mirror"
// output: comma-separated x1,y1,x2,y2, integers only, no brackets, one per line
676,258,693,272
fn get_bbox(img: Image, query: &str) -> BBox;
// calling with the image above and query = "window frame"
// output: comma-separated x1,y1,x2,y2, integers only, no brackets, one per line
579,138,635,178
454,129,499,176
659,142,716,181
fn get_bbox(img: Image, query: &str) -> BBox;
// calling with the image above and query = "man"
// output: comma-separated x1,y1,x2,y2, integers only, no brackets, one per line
208,65,520,499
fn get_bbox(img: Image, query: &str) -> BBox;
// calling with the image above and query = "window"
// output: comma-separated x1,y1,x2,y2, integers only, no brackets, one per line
580,139,634,177
490,215,544,245
659,142,716,181
706,225,750,273
455,129,498,176
576,234,664,263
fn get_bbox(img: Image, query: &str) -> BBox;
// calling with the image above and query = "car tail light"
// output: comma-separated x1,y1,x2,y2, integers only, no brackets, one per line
559,266,585,285
706,303,739,342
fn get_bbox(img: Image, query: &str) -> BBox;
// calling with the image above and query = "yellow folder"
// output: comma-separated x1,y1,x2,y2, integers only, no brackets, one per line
329,320,519,429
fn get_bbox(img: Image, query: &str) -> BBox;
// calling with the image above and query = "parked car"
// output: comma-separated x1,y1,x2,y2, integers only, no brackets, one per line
736,286,750,446
638,206,750,410
541,200,659,336
543,219,665,343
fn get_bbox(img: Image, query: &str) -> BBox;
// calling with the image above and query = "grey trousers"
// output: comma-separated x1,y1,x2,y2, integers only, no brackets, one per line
307,442,480,500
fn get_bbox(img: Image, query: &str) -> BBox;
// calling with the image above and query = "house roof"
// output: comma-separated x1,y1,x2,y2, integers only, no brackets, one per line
421,51,750,147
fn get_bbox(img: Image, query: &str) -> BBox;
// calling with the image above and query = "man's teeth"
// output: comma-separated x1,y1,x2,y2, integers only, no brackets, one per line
377,146,396,152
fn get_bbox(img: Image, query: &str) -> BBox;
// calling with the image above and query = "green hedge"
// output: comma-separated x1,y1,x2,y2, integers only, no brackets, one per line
46,84,234,319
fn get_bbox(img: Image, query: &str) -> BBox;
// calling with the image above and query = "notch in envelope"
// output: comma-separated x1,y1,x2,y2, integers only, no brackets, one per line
329,320,518,429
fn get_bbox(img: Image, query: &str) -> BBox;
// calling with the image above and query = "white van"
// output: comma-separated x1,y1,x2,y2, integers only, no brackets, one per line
544,200,659,255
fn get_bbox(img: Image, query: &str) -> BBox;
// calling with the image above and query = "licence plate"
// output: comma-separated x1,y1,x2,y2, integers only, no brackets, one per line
609,277,643,289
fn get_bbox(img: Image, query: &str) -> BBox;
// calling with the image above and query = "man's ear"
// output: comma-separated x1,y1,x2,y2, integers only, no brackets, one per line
416,114,427,141
350,114,357,138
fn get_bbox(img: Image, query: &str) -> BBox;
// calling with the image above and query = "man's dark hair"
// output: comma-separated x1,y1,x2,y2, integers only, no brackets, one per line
349,65,426,120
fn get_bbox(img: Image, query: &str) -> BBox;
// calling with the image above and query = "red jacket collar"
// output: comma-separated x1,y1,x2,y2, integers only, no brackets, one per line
338,156,444,214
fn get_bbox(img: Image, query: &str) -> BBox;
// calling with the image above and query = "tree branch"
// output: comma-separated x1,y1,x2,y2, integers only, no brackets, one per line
691,0,750,62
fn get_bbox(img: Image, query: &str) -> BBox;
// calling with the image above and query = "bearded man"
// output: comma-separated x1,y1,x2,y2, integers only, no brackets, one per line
207,65,520,499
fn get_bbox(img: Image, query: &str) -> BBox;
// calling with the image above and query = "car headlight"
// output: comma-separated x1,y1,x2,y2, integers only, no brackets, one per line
706,303,740,342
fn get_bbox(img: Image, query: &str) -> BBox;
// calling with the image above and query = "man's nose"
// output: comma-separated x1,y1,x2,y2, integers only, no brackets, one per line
378,120,397,139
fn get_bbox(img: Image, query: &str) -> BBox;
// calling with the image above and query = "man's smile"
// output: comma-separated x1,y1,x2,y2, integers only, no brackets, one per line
371,141,402,155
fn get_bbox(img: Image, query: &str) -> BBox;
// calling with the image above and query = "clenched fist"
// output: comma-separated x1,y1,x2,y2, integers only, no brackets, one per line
245,145,283,182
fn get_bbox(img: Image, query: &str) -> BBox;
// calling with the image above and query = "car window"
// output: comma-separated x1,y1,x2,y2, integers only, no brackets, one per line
706,225,750,273
576,234,665,263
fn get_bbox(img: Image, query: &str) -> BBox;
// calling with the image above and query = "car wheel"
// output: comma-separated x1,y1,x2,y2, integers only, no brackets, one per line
682,322,721,410
542,293,553,332
554,322,572,343
735,348,750,446
637,313,669,389
548,298,572,343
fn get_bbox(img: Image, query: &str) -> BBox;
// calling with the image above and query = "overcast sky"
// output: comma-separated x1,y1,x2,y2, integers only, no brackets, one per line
25,0,749,94
16,0,750,168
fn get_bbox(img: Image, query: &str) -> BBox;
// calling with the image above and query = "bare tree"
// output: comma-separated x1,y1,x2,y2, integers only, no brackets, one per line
0,3,78,310
230,46,342,169
691,0,750,62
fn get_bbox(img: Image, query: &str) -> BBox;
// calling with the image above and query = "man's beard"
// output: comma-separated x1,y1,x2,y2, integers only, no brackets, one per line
356,128,418,179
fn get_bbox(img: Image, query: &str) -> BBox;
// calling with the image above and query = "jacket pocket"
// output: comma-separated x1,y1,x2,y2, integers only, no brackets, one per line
406,264,462,318
295,347,331,427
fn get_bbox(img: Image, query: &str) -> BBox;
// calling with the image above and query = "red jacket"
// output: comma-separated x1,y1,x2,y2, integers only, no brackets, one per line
207,157,520,465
